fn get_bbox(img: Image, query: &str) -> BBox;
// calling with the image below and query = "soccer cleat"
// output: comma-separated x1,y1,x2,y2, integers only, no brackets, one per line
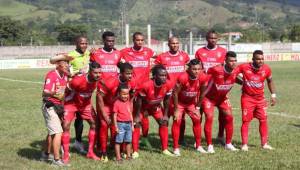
216,136,225,145
241,144,249,151
225,143,239,151
87,152,100,160
162,149,176,157
73,140,87,154
100,154,109,163
207,145,215,153
40,152,54,162
173,148,181,156
196,146,208,153
262,144,274,150
51,159,70,167
121,153,127,159
132,152,139,159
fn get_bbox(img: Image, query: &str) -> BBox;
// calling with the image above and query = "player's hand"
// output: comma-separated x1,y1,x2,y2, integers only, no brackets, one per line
193,108,201,118
174,109,180,120
116,127,119,133
270,97,276,106
89,47,97,53
131,124,134,132
103,115,111,125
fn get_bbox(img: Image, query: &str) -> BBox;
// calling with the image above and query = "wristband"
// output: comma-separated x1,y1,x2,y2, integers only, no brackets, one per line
271,94,276,98
196,106,200,110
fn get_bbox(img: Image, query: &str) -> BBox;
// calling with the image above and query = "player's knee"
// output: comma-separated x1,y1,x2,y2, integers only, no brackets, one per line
134,122,142,128
158,119,168,127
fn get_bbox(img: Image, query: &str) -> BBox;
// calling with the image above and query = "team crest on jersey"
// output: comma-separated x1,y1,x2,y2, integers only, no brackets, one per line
202,53,207,57
179,56,183,61
218,75,224,78
246,70,252,74
166,57,170,61
144,51,148,55
114,54,118,60
46,79,51,84
100,55,104,59
261,71,266,77
217,52,222,58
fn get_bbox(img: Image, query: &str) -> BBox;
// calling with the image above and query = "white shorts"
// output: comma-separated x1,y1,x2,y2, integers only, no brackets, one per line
42,104,63,135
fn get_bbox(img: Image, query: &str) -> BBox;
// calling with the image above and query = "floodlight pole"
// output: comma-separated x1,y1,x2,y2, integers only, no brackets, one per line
147,24,151,48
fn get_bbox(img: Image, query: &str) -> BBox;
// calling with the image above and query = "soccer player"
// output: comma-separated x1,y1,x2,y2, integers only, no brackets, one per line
171,59,207,156
154,36,190,145
96,62,136,162
195,30,227,143
41,54,72,166
61,62,102,163
202,51,240,153
237,50,276,151
68,35,90,154
90,31,121,79
132,65,175,158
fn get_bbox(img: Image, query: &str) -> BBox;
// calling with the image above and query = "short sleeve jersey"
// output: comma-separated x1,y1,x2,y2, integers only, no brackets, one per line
236,63,272,100
120,47,154,82
68,50,90,76
90,48,121,79
64,74,97,106
154,51,190,86
113,99,133,122
43,69,68,104
195,46,226,72
177,71,207,105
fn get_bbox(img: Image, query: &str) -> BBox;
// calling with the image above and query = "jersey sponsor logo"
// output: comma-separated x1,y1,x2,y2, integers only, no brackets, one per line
166,66,184,73
170,61,181,65
129,61,148,67
251,76,260,81
215,84,234,91
203,62,219,71
148,98,163,105
101,65,117,72
245,80,263,88
182,91,197,97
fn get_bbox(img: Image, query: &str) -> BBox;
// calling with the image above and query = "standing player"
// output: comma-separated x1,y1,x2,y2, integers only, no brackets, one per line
90,31,121,79
61,62,102,163
132,65,175,158
237,50,276,151
195,30,227,143
202,51,240,153
41,54,72,166
171,59,207,156
96,62,136,162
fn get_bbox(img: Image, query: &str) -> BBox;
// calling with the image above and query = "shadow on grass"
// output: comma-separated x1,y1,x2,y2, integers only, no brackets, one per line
291,124,300,128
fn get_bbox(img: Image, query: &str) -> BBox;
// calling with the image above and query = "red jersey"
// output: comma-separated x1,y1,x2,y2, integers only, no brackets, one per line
113,99,133,122
138,80,173,109
177,71,207,105
205,65,239,101
90,48,121,79
195,46,226,72
237,63,272,100
43,69,68,104
65,74,97,106
154,51,190,85
120,47,154,81
98,76,137,106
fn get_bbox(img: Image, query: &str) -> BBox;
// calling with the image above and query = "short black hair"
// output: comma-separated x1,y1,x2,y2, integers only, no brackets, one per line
226,51,237,59
187,59,200,67
253,50,264,58
102,31,115,40
89,61,101,71
151,64,166,77
206,29,217,37
117,83,129,93
132,32,144,40
75,35,87,44
117,62,133,73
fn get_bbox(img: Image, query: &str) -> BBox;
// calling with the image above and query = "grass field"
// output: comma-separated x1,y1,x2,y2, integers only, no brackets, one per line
0,61,299,170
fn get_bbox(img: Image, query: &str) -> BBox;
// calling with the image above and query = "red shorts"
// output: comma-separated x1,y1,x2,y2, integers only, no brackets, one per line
202,97,232,114
142,106,164,120
175,103,201,120
241,94,267,122
98,104,114,120
64,103,96,122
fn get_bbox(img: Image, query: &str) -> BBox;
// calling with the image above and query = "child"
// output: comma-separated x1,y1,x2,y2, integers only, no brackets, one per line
113,84,134,162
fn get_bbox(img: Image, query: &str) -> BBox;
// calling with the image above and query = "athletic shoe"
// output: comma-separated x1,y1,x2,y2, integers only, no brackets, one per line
241,144,249,151
196,146,208,153
40,152,54,162
216,136,225,145
225,143,239,151
132,152,139,159
100,154,109,163
51,159,70,167
121,153,127,159
87,152,100,160
140,137,152,148
207,145,215,153
173,148,181,156
162,149,175,157
262,144,274,150
73,140,87,154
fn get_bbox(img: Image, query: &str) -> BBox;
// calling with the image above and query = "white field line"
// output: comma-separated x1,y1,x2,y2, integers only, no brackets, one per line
0,77,43,84
232,107,300,119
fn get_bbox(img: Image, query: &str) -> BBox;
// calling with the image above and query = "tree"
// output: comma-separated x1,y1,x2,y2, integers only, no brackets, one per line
0,16,28,45
289,25,300,42
55,24,88,44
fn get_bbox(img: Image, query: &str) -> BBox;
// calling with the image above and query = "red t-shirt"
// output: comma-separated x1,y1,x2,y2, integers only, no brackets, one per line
195,46,226,72
236,63,272,100
205,65,239,101
177,71,207,105
64,74,97,106
120,47,154,82
154,51,190,86
138,79,173,109
113,99,133,122
43,70,68,104
90,48,121,79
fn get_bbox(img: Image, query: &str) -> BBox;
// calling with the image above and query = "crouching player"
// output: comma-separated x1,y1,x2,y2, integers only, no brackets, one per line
202,51,241,153
171,59,207,156
61,62,102,163
41,54,72,166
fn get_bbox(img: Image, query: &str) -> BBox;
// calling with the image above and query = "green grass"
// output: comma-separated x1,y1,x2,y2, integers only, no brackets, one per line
0,61,300,169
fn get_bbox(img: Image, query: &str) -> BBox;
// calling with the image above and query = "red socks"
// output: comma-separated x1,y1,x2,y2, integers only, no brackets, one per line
61,131,70,161
159,126,169,150
204,113,214,145
225,114,233,144
132,127,140,152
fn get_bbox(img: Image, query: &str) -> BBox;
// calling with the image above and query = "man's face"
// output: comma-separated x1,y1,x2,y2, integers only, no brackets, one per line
188,64,201,78
57,60,70,74
119,88,130,102
76,38,88,53
252,54,264,68
168,38,179,52
155,69,167,85
206,33,218,47
121,69,133,81
225,57,237,70
103,36,115,49
89,68,102,81
133,35,144,48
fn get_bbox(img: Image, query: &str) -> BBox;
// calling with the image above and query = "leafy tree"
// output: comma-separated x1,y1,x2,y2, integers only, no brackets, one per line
0,16,28,45
55,24,88,44
289,25,300,42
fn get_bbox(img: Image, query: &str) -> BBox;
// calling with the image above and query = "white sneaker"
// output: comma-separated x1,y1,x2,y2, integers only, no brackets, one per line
262,144,274,150
173,148,181,156
241,144,249,151
207,145,215,153
225,143,239,151
196,146,207,153
73,140,87,154
51,159,70,167
132,152,139,159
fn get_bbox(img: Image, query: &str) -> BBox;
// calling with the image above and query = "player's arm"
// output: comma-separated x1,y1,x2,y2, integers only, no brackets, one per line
162,92,171,121
113,112,118,133
133,94,143,124
267,77,276,106
173,82,182,120
96,91,111,124
235,75,243,85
